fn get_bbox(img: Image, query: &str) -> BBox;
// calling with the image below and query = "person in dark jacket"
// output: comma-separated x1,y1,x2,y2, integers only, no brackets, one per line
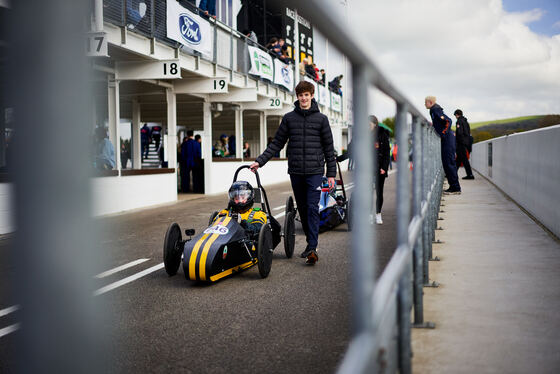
372,116,391,224
140,123,151,161
250,81,336,265
425,96,461,194
336,116,390,223
180,130,201,192
454,109,474,180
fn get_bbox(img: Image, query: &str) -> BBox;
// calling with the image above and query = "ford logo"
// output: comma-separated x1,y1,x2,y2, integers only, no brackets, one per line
281,66,290,84
179,13,202,45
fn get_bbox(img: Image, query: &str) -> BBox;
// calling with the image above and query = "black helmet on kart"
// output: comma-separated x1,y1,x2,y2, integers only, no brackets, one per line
228,181,254,213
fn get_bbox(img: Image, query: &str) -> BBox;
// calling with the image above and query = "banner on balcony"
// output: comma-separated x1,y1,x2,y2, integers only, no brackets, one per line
273,59,294,91
331,92,342,112
318,84,329,107
247,46,274,82
167,1,213,57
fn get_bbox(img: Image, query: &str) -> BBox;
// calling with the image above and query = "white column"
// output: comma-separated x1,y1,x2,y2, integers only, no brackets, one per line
235,108,243,159
166,87,177,169
202,101,213,191
108,78,121,170
259,111,267,156
132,99,141,169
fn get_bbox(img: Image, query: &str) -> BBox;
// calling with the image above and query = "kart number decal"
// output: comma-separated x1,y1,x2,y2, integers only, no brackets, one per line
203,226,229,235
199,217,232,280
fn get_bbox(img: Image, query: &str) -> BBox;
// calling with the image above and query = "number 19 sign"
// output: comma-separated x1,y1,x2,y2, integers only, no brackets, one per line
116,59,182,80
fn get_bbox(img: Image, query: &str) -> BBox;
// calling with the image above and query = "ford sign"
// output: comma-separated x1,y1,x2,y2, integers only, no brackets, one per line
179,13,202,45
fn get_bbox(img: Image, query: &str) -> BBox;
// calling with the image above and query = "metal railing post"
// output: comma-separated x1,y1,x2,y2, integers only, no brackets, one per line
350,64,375,336
395,102,412,374
412,116,424,324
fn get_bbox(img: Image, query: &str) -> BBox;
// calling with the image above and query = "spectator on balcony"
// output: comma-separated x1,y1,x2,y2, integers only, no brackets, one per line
304,59,316,80
243,29,258,45
278,38,292,64
126,0,147,29
199,0,216,19
267,38,282,58
329,75,343,95
320,69,326,85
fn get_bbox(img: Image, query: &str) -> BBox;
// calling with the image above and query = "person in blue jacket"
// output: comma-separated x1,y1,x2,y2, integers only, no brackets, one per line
180,130,201,193
425,96,461,194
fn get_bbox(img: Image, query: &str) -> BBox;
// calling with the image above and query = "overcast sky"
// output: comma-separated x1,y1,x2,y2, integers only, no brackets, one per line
317,0,560,123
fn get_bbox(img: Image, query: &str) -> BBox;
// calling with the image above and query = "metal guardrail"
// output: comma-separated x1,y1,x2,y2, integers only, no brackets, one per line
279,1,444,373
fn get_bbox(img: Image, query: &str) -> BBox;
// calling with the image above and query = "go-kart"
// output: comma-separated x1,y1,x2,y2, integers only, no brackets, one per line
163,165,296,282
285,160,353,232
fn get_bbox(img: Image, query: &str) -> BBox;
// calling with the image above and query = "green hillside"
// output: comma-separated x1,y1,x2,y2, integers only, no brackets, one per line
470,115,542,130
470,114,560,142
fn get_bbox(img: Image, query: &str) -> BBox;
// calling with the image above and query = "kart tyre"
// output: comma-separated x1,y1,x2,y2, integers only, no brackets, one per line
285,195,295,214
257,223,273,278
208,211,219,226
163,222,183,276
283,211,296,258
347,196,353,232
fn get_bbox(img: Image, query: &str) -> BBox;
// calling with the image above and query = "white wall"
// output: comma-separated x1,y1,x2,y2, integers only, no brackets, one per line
91,173,177,216
0,183,14,234
471,125,560,238
206,160,291,195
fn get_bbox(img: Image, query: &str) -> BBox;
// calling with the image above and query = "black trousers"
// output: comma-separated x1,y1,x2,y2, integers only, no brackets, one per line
456,143,473,177
375,173,386,214
290,174,322,249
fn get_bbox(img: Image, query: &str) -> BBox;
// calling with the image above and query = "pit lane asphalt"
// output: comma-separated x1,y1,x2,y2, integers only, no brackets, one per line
0,170,398,373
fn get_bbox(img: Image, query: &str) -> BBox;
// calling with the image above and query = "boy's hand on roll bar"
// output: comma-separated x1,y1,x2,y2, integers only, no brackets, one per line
249,162,260,173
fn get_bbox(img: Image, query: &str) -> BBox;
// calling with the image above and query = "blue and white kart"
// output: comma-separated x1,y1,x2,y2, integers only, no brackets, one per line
285,161,352,232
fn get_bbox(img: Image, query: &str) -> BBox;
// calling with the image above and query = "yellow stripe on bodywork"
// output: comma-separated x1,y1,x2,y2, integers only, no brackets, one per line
199,216,232,281
209,260,256,282
188,216,224,280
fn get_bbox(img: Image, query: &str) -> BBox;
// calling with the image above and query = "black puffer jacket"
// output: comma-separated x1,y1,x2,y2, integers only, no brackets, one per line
455,115,471,145
256,99,336,177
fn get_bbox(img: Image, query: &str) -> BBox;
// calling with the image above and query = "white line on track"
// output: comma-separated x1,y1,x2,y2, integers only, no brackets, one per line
0,305,19,318
95,258,150,279
0,323,20,338
274,211,286,219
93,263,164,296
272,206,284,211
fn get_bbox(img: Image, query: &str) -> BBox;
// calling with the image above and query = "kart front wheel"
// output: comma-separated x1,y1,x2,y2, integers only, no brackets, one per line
163,223,183,276
257,223,273,278
283,211,295,258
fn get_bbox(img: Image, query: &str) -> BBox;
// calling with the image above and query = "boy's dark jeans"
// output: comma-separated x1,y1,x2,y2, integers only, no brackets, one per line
290,174,322,249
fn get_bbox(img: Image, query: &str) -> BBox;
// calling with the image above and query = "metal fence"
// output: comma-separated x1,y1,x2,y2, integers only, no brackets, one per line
279,1,445,373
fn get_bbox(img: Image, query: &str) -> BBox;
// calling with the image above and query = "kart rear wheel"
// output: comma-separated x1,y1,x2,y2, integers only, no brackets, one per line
163,223,183,276
257,223,273,278
208,211,218,226
285,195,294,214
283,211,295,258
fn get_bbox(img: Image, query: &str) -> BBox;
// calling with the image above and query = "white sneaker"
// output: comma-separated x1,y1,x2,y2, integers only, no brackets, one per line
375,213,383,224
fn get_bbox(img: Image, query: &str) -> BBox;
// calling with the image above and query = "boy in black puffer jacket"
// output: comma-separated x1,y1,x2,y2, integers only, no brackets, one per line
250,81,336,265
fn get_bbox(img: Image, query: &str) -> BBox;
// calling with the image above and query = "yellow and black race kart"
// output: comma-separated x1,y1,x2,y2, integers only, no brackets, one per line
163,166,296,282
